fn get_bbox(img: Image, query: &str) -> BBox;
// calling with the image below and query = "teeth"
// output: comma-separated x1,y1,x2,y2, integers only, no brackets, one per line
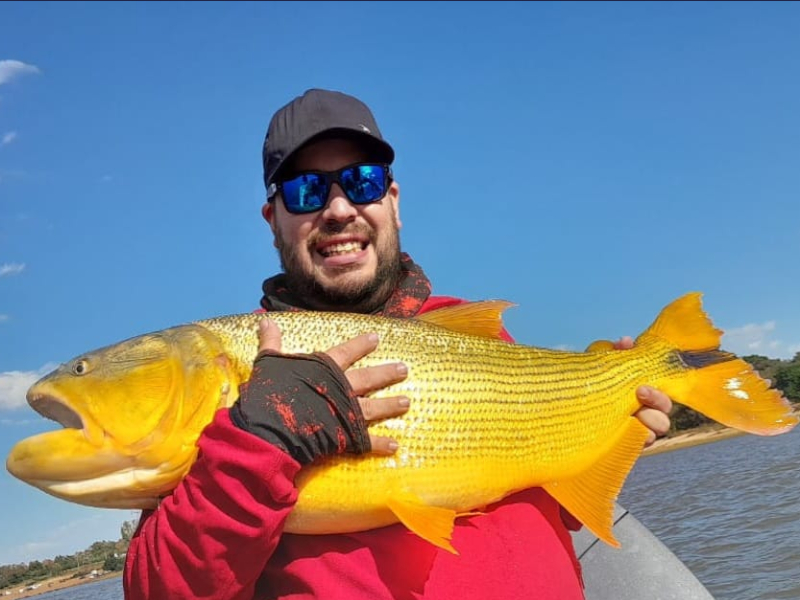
322,242,363,257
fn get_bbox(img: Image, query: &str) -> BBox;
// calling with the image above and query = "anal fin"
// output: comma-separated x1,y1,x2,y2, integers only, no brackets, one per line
386,489,460,555
542,418,650,548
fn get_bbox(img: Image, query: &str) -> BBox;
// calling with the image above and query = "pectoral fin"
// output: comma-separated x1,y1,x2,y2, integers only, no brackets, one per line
542,418,650,548
386,489,461,554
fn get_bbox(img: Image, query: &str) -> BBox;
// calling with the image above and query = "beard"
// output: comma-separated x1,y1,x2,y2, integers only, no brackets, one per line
274,219,403,314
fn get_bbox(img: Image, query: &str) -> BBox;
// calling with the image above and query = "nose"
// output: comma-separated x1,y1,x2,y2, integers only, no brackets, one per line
320,183,358,221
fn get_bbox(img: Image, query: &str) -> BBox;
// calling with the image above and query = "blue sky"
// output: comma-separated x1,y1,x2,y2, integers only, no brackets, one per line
1,1,798,565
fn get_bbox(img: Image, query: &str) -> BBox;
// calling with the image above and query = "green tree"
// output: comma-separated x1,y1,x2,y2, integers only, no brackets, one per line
27,560,45,579
54,554,77,571
775,363,800,400
669,405,711,433
103,554,125,572
121,519,137,543
743,354,782,379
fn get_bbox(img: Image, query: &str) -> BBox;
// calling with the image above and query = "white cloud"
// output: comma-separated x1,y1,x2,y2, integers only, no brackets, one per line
0,60,41,86
721,321,799,360
0,262,25,277
0,364,57,410
16,540,59,560
1,131,17,145
0,314,8,322
100,174,113,183
0,417,38,426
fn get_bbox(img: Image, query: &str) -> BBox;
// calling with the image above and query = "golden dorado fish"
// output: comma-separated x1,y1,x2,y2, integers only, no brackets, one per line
6,293,797,553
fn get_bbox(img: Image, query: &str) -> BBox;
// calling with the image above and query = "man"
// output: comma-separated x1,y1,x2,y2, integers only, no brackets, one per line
123,88,672,599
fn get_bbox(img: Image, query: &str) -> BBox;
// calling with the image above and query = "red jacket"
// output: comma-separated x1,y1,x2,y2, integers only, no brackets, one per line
124,296,585,599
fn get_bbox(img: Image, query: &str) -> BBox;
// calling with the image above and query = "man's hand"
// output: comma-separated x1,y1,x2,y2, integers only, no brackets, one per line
613,336,673,447
258,317,411,455
229,318,410,465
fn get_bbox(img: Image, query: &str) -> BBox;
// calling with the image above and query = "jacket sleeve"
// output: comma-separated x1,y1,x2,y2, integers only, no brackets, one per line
123,407,301,600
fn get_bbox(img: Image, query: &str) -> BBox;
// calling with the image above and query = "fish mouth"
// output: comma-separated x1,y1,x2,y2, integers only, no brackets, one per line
28,392,84,430
25,389,105,447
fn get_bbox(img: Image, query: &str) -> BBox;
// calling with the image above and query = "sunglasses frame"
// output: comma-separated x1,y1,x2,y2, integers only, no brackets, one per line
267,162,393,215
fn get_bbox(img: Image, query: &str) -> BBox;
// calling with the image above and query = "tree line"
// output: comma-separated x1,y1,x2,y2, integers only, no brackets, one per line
0,520,137,591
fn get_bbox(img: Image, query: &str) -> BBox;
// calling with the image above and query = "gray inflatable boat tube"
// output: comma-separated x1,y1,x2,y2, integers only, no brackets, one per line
573,503,715,599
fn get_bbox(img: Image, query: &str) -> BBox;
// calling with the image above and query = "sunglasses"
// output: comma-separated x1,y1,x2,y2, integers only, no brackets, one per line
267,163,393,215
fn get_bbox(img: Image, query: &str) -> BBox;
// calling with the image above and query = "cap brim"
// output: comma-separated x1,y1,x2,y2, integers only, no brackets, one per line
271,129,394,184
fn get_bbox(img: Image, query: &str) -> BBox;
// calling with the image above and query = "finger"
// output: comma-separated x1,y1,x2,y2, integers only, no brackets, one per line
325,333,380,370
635,407,671,440
640,425,658,448
637,386,673,414
613,336,635,350
369,434,400,455
257,318,282,353
635,386,673,448
359,394,411,423
348,362,409,396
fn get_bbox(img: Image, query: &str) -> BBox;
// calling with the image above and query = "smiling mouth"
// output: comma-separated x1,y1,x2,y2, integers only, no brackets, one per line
318,241,367,257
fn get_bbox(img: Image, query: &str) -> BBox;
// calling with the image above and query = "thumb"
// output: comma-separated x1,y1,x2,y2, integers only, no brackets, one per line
257,318,283,353
613,336,634,350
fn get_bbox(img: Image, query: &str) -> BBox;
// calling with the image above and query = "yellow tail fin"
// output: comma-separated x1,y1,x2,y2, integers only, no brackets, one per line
548,293,796,548
639,292,798,436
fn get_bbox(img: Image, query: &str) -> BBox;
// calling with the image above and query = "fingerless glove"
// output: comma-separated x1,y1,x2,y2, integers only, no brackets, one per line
229,350,371,465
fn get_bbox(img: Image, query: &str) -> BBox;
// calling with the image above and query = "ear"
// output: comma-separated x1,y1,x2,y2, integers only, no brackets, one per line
262,202,275,227
389,181,402,229
261,202,280,248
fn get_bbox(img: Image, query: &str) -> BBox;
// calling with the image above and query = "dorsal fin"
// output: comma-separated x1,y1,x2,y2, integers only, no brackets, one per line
415,300,516,339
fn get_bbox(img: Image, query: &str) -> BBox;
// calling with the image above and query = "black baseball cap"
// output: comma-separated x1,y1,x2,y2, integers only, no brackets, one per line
262,88,395,192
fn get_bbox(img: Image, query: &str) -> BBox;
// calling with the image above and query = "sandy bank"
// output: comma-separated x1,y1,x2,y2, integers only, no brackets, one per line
2,571,120,598
643,426,746,457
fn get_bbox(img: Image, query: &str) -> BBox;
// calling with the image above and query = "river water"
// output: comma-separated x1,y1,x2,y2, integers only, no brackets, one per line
23,576,122,599
27,428,800,600
620,426,800,600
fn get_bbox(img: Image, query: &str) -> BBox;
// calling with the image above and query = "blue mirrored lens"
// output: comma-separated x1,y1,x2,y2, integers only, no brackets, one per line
281,174,328,213
279,164,389,214
340,165,387,204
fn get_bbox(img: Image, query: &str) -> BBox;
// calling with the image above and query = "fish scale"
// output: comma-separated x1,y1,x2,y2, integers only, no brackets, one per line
194,303,745,534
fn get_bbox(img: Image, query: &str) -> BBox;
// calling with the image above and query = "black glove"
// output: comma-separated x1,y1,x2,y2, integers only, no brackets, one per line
229,349,371,465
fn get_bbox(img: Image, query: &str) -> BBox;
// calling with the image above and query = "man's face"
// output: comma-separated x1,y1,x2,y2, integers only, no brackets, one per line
263,137,403,312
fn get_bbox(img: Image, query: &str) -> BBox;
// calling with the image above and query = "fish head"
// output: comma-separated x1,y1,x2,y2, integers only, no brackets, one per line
6,324,239,510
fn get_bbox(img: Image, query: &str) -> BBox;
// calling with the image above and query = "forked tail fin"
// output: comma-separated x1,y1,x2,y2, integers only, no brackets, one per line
545,293,797,549
638,292,798,435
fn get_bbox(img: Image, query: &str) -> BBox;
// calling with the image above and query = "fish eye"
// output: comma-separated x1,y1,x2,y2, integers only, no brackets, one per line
72,359,90,376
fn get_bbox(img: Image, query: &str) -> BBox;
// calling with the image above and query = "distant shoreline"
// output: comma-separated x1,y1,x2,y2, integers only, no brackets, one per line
643,407,798,456
3,571,120,598
642,426,746,456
